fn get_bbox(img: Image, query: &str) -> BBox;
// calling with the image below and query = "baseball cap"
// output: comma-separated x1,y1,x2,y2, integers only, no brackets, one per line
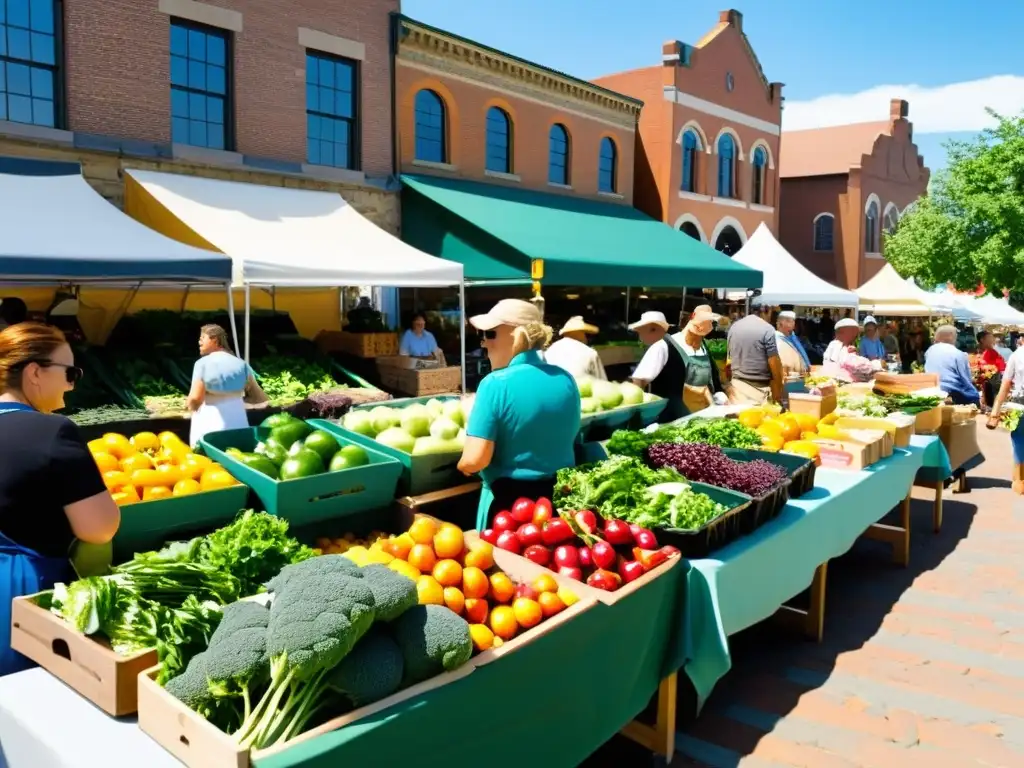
469,299,542,331
862,315,878,326
777,310,796,320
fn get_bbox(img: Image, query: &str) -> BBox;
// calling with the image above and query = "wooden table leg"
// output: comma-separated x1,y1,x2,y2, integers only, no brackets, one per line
933,482,943,533
864,491,912,567
621,673,678,758
774,561,828,642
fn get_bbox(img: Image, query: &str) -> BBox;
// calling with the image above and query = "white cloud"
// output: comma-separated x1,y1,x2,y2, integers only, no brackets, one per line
782,75,1024,134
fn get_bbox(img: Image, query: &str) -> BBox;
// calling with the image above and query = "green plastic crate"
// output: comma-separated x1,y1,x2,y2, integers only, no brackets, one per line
112,484,249,562
200,424,403,527
341,396,467,495
653,481,753,559
721,447,816,498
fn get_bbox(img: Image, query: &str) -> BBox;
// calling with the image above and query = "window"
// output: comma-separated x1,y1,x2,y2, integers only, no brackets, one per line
884,205,899,235
1,0,61,127
751,146,767,205
548,123,569,185
306,51,358,169
813,214,834,251
414,89,446,163
717,133,735,198
170,19,231,150
485,106,511,173
681,130,701,192
598,136,617,193
864,199,880,252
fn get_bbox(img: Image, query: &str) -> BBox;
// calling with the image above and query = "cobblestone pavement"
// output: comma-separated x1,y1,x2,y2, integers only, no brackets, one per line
587,419,1021,767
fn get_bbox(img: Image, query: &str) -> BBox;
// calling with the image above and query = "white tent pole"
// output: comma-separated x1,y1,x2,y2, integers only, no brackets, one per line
244,284,251,364
226,284,241,356
459,282,467,394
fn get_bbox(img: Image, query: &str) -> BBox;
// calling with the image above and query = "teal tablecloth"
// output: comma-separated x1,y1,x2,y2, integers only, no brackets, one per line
673,442,927,709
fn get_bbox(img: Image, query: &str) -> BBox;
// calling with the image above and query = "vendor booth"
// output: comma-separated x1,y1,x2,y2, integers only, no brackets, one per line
855,263,953,316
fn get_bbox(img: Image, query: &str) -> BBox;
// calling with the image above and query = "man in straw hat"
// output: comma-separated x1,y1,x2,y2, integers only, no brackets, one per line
544,316,607,380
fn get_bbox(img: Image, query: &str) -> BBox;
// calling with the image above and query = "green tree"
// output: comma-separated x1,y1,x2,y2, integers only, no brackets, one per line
884,109,1024,295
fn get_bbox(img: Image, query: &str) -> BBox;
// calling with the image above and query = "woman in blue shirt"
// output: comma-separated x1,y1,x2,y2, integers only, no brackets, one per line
458,300,581,531
858,316,886,360
399,314,442,362
187,324,267,448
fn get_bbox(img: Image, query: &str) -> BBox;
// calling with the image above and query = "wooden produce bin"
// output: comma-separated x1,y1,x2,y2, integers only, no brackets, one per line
872,372,939,395
317,330,398,358
11,594,156,715
376,356,461,396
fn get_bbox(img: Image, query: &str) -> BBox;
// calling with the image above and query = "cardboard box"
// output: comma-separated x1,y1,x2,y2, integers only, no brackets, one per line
914,406,943,435
11,594,156,715
813,439,871,470
844,428,894,460
940,420,982,472
789,391,837,421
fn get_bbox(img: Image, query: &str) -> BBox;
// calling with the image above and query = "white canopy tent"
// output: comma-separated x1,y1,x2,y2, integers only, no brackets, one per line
730,223,859,308
932,288,986,323
124,170,468,387
972,294,1024,327
855,264,944,316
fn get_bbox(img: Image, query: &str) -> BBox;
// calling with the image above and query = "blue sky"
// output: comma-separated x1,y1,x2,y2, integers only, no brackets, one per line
402,0,1024,171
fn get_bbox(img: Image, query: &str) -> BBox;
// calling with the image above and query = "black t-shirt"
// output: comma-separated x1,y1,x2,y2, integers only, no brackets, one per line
0,411,107,558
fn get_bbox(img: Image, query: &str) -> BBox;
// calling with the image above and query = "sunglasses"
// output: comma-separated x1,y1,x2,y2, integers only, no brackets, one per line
478,329,498,341
17,359,84,384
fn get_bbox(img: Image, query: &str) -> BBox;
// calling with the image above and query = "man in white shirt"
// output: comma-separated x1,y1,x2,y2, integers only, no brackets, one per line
822,317,860,367
544,316,607,380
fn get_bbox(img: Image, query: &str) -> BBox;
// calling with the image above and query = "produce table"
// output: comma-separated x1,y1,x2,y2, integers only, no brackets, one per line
0,564,688,768
912,423,984,532
668,441,928,710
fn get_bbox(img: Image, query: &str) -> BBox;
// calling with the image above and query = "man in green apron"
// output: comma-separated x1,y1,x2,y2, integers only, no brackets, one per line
670,305,727,416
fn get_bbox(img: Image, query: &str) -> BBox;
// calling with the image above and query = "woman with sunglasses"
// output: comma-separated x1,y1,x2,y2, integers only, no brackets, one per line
0,323,120,675
458,300,581,531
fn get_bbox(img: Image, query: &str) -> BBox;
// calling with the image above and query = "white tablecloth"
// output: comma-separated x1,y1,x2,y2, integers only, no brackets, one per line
0,668,181,767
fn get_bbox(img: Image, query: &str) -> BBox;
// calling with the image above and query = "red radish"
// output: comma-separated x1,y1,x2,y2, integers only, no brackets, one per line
590,540,616,570
634,528,658,550
522,544,551,566
515,583,540,600
480,528,499,545
541,519,574,546
628,523,643,538
493,511,516,533
510,497,536,523
496,531,521,554
516,522,542,547
618,560,645,583
603,519,634,545
577,546,593,569
574,510,597,533
558,566,583,581
553,544,579,568
586,569,621,591
532,497,554,525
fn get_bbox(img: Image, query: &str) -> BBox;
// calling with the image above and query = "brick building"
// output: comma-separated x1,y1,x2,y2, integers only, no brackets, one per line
0,0,399,229
778,99,930,289
594,9,783,255
393,15,641,204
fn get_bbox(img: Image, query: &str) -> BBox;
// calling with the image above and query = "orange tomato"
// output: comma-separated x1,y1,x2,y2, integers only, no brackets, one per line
443,587,465,615
183,453,212,470
407,544,437,573
120,453,154,474
142,486,173,501
538,591,567,618
489,605,519,640
461,566,490,599
178,461,205,481
154,464,183,486
384,533,414,561
102,470,131,490
468,624,495,652
432,559,463,588
130,432,160,453
408,517,438,546
101,433,134,460
416,575,444,605
111,486,141,506
131,469,165,488
532,573,559,594
512,597,543,629
463,598,489,624
199,468,237,492
92,452,120,474
463,541,495,570
172,479,201,497
433,524,464,559
489,572,515,604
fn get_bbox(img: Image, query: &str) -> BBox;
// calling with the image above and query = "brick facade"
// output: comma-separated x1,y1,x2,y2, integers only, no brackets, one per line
594,9,783,254
394,16,640,204
778,99,930,289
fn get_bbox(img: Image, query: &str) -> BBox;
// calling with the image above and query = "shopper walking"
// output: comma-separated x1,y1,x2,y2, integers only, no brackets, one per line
986,340,1024,493
0,323,120,675
925,325,980,406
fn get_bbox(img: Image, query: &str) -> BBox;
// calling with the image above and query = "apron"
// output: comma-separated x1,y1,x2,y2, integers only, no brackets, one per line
476,475,557,532
190,390,248,450
667,335,715,416
730,377,772,406
0,403,74,676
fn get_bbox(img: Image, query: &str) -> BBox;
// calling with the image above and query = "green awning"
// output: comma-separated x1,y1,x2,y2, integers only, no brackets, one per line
400,174,762,289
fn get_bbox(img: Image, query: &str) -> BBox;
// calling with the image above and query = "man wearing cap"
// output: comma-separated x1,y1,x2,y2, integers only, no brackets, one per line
823,318,860,367
775,310,809,378
858,316,886,360
727,311,786,407
544,316,607,381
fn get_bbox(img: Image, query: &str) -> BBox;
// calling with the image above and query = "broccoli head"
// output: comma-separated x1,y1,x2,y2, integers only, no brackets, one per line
327,627,404,708
164,653,213,709
390,604,472,686
203,601,270,705
358,564,417,622
264,555,362,594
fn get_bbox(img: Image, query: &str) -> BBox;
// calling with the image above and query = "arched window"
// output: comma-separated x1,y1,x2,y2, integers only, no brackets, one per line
883,204,899,235
598,137,617,193
681,130,701,192
813,214,834,252
485,106,511,173
864,200,880,252
548,123,570,185
751,146,767,205
414,89,447,163
717,134,735,198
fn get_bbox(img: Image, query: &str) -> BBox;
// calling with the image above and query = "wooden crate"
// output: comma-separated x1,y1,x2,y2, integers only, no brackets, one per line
318,331,398,358
376,358,462,396
872,372,939,395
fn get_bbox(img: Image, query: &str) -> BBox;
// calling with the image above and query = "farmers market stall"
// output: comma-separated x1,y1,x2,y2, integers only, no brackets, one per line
855,264,953,316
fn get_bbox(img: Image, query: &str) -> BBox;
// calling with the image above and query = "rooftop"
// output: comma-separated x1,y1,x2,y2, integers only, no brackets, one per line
778,121,891,178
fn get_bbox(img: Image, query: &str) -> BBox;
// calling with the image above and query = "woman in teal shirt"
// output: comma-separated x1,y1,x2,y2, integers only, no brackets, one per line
458,300,581,530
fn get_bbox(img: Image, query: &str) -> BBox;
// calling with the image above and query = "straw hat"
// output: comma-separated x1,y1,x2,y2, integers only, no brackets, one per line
559,316,599,336
689,304,721,324
628,311,669,331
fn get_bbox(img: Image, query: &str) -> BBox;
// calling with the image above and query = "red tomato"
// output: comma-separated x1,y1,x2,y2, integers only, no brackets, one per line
532,497,554,525
510,497,536,524
493,511,516,533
